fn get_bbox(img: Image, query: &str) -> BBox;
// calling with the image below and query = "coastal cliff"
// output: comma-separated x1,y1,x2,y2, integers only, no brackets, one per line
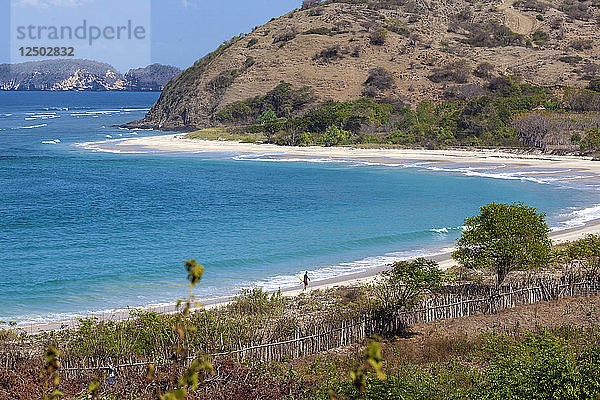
0,60,181,91
127,0,600,132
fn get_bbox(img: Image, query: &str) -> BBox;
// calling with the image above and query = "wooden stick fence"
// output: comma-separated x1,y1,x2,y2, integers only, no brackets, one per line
2,276,600,380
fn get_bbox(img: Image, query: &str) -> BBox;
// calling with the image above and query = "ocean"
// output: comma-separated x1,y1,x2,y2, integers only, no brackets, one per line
0,91,598,325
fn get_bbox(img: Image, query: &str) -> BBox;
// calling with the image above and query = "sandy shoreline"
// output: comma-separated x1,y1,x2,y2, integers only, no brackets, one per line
21,219,600,335
96,133,600,176
18,136,600,334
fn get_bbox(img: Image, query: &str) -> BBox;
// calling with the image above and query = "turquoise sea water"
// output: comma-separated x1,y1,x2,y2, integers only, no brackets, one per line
0,92,599,324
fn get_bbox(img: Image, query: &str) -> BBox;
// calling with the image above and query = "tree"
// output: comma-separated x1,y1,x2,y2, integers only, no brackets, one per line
373,258,443,310
453,202,551,285
364,67,394,93
318,125,350,146
369,28,388,45
474,62,494,79
581,128,600,152
558,234,600,275
257,109,277,124
428,60,471,84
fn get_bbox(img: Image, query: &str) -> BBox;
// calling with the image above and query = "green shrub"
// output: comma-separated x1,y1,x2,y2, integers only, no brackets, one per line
206,69,239,94
560,0,592,21
482,331,587,400
257,109,277,124
317,125,351,146
301,0,322,9
313,44,345,62
302,27,332,35
559,55,583,65
587,78,600,92
463,21,526,47
513,0,550,12
369,28,388,45
227,288,284,316
581,128,600,152
571,39,593,51
531,30,549,44
385,18,410,36
563,88,600,111
273,29,297,44
474,62,494,79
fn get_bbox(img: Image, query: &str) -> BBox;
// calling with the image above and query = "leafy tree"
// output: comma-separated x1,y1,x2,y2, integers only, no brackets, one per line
453,202,551,285
557,234,600,275
581,128,600,152
373,258,443,310
257,109,277,124
318,125,351,146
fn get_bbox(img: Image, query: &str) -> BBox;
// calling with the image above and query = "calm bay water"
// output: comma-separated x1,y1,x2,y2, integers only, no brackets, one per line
0,92,598,324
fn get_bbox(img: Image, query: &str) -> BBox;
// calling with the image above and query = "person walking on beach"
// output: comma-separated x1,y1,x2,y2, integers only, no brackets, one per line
303,271,310,291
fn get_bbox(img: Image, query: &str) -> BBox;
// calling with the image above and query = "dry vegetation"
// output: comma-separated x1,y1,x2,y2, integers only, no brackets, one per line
129,0,600,134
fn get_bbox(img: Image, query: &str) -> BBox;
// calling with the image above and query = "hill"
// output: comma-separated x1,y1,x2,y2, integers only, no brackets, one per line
127,0,600,136
0,60,181,91
124,64,183,91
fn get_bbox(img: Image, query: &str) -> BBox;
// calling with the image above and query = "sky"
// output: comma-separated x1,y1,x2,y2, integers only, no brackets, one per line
0,0,300,72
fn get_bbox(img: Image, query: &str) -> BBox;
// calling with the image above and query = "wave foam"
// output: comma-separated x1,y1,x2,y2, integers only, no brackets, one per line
17,124,47,129
70,110,121,116
430,226,466,234
233,155,591,186
557,204,600,228
25,113,59,120
244,245,455,293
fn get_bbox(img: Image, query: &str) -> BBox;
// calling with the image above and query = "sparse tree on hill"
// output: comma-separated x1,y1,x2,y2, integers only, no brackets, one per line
453,202,552,285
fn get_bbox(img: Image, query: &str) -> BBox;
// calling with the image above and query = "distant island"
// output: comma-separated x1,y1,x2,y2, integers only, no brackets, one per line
0,59,181,91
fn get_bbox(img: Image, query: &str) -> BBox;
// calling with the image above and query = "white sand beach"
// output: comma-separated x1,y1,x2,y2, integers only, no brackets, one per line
98,134,600,177
23,136,599,334
89,133,600,291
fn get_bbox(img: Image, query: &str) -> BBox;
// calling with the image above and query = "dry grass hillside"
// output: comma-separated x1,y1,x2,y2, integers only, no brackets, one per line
128,0,600,131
